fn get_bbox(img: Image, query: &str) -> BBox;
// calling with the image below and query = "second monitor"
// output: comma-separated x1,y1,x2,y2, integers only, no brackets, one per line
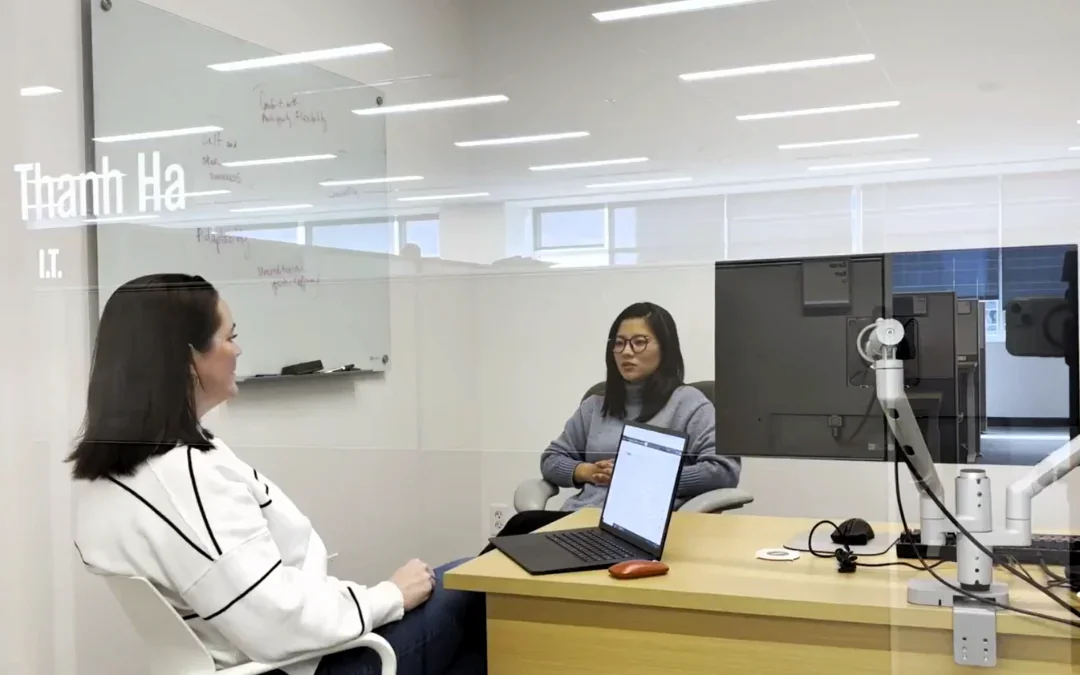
714,254,960,462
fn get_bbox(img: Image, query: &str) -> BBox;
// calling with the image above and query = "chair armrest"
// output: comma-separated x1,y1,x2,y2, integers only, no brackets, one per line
514,478,559,513
224,633,396,675
678,488,754,514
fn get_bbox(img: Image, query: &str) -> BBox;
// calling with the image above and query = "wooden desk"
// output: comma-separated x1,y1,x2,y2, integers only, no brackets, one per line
445,510,1079,674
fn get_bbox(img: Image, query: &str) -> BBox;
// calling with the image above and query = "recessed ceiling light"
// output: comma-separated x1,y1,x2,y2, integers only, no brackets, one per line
93,125,223,143
229,204,314,213
530,157,649,172
320,175,424,187
83,214,161,224
397,192,490,202
20,86,62,97
1070,146,1080,151
681,54,875,81
586,177,693,189
455,132,590,147
222,154,336,167
183,189,233,197
208,43,392,72
737,101,900,121
807,158,931,171
594,0,772,22
353,95,509,116
779,133,920,150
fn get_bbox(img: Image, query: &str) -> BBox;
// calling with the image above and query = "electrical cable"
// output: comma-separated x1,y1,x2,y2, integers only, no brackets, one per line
805,519,944,572
898,450,1080,620
1040,558,1069,585
893,452,1080,628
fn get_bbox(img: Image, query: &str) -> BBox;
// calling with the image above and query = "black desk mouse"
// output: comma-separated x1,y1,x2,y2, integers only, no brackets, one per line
832,518,875,546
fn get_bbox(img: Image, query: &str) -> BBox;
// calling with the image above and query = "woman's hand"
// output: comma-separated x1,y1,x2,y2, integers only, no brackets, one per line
390,558,435,611
573,460,614,486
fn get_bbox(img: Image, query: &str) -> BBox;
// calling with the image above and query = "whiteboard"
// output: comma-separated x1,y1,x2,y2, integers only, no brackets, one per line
97,222,391,378
90,1,393,377
89,0,391,220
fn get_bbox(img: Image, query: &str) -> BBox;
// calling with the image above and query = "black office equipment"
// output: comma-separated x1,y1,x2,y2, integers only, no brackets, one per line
281,360,323,376
896,529,1080,568
832,518,875,546
490,421,687,575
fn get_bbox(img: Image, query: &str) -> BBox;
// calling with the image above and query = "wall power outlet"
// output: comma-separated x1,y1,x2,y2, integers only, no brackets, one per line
490,503,510,536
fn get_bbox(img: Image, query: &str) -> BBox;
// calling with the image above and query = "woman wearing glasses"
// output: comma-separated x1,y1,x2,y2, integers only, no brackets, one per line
483,301,741,550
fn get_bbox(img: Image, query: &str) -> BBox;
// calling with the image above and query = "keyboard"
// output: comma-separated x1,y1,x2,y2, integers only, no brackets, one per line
896,530,1080,567
548,529,637,563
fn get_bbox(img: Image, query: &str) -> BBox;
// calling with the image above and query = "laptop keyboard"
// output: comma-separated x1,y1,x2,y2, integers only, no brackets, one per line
548,530,637,563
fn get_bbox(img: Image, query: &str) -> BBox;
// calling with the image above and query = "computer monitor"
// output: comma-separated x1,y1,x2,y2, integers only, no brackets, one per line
714,243,1077,464
714,255,893,461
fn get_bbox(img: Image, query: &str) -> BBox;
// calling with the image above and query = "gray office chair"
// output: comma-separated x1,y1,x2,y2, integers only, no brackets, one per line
514,380,753,514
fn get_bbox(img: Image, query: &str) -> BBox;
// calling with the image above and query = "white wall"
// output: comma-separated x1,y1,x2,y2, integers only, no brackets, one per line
438,204,508,264
2,0,93,673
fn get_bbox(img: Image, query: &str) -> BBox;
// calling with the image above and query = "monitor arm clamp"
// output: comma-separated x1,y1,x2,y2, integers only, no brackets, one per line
861,318,1080,667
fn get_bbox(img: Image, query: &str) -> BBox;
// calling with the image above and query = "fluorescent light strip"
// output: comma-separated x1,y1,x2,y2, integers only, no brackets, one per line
223,154,335,167
353,95,508,116
737,100,900,121
779,133,920,150
681,54,874,81
397,192,489,202
1071,146,1080,152
84,215,160,224
455,131,590,147
530,157,649,172
594,0,771,22
183,189,233,197
229,204,314,213
587,177,693,189
94,125,223,143
808,158,931,171
208,43,391,72
319,175,424,187
20,85,62,97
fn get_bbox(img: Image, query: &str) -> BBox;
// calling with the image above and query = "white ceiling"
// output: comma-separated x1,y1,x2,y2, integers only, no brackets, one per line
387,0,1080,203
132,0,1080,211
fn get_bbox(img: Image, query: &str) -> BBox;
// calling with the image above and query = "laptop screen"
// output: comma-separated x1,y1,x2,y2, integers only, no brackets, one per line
600,422,687,553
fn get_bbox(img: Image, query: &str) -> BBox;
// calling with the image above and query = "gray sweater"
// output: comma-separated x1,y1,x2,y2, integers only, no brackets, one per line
540,383,741,511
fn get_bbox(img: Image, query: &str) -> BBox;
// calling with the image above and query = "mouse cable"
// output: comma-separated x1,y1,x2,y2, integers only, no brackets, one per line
805,520,944,572
894,453,1080,629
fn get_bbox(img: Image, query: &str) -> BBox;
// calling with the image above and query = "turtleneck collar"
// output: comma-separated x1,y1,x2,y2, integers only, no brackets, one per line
625,379,645,405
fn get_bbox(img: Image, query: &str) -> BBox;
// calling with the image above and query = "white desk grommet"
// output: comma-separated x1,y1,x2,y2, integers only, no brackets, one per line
756,548,801,562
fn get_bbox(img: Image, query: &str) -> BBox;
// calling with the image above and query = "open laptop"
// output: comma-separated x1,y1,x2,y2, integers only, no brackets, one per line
490,420,688,575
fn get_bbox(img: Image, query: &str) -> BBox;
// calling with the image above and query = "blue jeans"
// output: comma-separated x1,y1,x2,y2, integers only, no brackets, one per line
315,559,486,675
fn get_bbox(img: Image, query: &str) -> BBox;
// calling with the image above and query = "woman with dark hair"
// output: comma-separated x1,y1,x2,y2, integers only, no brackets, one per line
484,301,740,547
70,273,485,675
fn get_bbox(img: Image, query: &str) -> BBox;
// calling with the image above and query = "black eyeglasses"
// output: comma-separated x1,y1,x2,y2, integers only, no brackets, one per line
612,336,651,354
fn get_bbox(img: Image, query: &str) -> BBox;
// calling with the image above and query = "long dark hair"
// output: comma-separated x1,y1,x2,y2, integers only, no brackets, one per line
600,302,686,421
67,274,221,480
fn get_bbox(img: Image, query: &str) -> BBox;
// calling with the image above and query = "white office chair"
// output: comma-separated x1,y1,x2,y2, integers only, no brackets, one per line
105,575,397,675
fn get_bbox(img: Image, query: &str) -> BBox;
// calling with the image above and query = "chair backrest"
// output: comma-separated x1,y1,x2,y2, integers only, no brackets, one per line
105,575,218,675
582,380,715,404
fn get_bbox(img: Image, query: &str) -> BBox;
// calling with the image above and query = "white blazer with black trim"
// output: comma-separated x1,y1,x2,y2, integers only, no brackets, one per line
73,437,404,675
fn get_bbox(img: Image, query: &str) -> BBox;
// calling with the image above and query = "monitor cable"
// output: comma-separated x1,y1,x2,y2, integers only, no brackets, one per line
895,451,1080,628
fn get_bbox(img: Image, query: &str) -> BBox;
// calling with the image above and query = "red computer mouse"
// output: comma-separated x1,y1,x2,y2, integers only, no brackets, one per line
608,559,669,579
